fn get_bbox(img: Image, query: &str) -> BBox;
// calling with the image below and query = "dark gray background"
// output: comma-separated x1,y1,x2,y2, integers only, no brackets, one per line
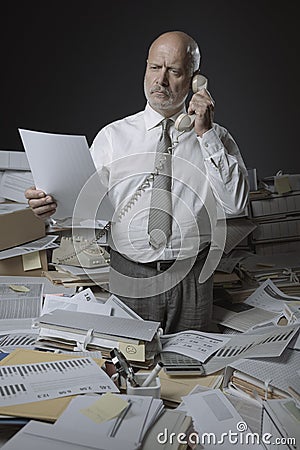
1,1,299,179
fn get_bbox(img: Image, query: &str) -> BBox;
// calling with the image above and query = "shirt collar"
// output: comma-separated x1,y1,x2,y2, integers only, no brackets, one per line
144,102,186,130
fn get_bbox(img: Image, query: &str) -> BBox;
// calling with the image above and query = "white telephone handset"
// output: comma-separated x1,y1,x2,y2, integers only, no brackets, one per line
174,74,208,132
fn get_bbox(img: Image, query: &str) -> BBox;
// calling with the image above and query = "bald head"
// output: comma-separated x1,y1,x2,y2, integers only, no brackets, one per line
148,31,200,76
144,31,201,116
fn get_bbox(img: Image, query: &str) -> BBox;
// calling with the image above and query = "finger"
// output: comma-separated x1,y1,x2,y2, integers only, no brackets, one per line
25,187,47,200
38,211,55,220
187,103,207,117
198,88,214,103
28,195,55,209
193,90,215,108
29,201,57,218
188,100,215,117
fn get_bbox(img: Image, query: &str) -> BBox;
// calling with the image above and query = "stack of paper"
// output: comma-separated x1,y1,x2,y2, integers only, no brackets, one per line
41,288,112,317
213,271,243,290
181,389,263,449
248,190,300,255
0,150,31,204
212,297,280,332
238,253,300,297
1,393,165,450
142,409,193,450
44,263,110,289
213,279,300,332
262,397,299,449
177,384,263,435
159,370,223,408
36,309,161,365
0,349,105,422
0,357,118,409
0,236,58,264
0,275,76,296
0,281,43,332
223,348,300,401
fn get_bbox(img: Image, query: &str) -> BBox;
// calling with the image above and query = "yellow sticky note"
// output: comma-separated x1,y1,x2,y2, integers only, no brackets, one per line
9,284,30,293
22,252,41,271
275,175,291,194
119,341,145,362
80,393,128,424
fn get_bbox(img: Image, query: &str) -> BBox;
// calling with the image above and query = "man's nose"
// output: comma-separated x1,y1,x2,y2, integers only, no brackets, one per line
156,69,169,86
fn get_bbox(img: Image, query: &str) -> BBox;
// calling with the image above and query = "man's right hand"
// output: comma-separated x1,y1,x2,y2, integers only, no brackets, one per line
25,186,57,220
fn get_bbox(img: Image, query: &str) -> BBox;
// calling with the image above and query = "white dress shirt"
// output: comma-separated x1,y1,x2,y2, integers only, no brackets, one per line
90,103,249,263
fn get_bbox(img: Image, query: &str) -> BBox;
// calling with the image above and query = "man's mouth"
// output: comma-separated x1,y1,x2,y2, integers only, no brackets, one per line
150,87,170,97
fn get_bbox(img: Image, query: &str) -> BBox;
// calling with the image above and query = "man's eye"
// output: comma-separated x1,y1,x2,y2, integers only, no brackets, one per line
150,65,159,70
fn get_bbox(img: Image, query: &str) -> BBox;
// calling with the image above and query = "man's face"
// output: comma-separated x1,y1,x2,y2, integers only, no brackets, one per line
144,38,192,117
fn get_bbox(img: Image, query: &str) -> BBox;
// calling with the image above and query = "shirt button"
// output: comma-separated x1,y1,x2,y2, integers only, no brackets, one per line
204,142,209,147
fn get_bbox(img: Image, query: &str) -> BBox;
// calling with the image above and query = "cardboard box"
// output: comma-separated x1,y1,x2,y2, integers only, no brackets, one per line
0,206,45,251
0,250,48,276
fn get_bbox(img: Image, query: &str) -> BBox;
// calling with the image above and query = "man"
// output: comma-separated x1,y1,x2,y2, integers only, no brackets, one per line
25,31,249,333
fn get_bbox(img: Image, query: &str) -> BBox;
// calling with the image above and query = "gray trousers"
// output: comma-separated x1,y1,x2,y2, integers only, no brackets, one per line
109,247,213,334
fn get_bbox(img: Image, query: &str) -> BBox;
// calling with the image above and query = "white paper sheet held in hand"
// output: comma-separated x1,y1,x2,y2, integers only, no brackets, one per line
19,129,114,222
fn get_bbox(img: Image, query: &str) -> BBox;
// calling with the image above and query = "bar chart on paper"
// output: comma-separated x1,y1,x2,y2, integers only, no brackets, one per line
0,357,118,406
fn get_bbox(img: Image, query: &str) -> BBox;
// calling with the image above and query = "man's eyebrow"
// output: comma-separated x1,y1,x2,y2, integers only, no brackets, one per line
147,61,161,66
147,61,182,70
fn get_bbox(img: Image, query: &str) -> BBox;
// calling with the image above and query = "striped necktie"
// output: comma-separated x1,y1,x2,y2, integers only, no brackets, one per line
148,118,173,249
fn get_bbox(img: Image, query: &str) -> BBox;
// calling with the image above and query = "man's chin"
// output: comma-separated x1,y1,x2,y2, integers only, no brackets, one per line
149,99,173,110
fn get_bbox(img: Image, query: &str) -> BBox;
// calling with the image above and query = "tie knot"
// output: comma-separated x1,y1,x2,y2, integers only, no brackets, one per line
161,118,172,132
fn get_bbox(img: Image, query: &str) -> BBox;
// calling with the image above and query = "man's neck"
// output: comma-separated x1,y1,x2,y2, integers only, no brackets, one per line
148,103,185,119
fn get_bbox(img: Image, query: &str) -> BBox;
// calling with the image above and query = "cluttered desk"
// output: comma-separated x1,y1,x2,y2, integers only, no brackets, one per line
0,148,300,449
0,274,299,449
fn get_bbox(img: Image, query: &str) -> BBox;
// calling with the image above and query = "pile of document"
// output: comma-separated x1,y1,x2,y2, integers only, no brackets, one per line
34,289,162,368
155,279,300,408
1,393,165,450
37,309,161,365
248,187,300,256
158,368,223,408
223,348,300,401
213,278,300,331
45,263,110,288
178,388,263,449
0,150,32,203
0,348,111,422
238,252,300,297
262,397,299,449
